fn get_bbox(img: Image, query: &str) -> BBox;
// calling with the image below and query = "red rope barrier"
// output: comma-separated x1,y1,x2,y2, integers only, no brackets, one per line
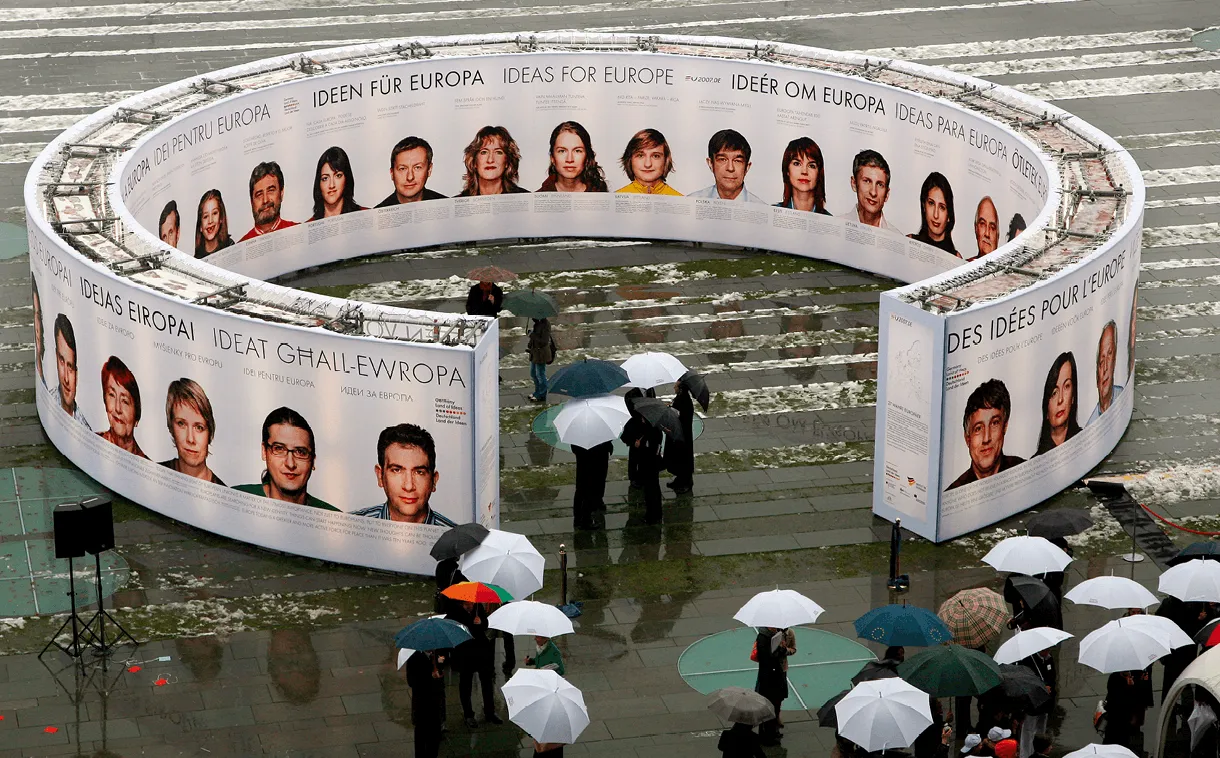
1138,500,1220,537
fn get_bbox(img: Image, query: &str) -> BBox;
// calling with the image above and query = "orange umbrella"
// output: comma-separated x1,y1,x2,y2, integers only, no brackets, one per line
441,581,513,604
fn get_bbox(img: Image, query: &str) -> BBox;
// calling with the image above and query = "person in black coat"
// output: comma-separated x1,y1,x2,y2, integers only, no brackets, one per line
913,697,951,758
1159,596,1214,701
665,380,695,493
754,626,791,745
448,601,502,728
623,388,656,486
465,281,504,318
407,649,448,758
718,721,766,758
571,440,613,530
1104,667,1154,749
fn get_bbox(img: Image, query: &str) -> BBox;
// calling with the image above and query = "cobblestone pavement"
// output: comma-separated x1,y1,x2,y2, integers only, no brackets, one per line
2,0,1220,756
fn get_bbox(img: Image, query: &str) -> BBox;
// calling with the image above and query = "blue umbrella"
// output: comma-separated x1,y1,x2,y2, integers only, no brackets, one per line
854,604,953,646
395,617,472,651
547,358,630,398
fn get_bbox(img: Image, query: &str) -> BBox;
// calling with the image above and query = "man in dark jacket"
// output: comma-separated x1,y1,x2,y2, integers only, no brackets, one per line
755,626,790,745
1104,667,1154,748
465,281,503,318
407,649,448,758
571,440,613,530
448,601,502,728
718,721,766,757
665,381,695,493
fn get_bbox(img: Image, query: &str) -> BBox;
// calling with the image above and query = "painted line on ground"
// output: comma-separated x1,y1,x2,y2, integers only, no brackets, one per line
585,0,1082,32
1016,70,1220,100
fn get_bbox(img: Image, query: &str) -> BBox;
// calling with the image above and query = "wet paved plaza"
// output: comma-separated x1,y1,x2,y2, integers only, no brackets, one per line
4,0,1220,755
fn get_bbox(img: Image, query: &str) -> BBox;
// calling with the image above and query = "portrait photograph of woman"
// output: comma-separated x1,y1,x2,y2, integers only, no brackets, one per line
98,355,148,459
459,125,529,196
617,128,681,196
193,189,234,258
775,137,830,214
1035,351,1082,456
537,121,607,193
907,171,960,257
309,146,365,220
160,377,224,485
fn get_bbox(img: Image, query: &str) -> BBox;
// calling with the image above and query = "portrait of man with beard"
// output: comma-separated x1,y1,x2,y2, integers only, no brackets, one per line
240,161,297,241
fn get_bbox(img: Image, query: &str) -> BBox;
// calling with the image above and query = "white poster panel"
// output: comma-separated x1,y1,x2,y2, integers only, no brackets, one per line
873,296,946,541
934,220,1142,540
118,52,1050,287
28,218,483,575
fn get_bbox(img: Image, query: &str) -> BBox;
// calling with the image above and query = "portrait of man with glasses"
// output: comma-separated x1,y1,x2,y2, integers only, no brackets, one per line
233,406,338,511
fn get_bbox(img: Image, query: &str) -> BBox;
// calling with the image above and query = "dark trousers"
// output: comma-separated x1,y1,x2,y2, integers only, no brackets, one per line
955,695,973,737
460,664,496,717
500,633,516,676
412,717,442,758
760,695,784,738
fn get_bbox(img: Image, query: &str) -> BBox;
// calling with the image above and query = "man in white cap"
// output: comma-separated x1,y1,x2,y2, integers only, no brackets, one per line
961,733,983,755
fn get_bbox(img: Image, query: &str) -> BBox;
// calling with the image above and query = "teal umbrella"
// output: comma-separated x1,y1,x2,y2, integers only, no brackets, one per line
503,289,558,319
897,644,1002,697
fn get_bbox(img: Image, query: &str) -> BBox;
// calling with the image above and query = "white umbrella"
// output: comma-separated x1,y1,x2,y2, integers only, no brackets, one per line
459,530,546,600
1065,575,1159,609
553,394,631,449
1119,614,1195,649
1159,558,1220,602
733,588,825,629
994,626,1073,664
502,668,589,744
621,352,688,389
1078,617,1176,673
488,601,575,638
1063,745,1139,758
982,536,1072,575
835,677,933,752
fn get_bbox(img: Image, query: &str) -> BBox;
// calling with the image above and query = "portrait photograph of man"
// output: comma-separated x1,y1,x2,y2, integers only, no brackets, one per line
688,128,766,203
240,161,297,241
616,128,682,196
1087,320,1123,425
850,149,897,231
53,313,90,429
376,137,447,206
352,423,455,526
158,200,181,249
947,378,1025,490
974,196,1000,258
31,279,47,392
234,407,338,511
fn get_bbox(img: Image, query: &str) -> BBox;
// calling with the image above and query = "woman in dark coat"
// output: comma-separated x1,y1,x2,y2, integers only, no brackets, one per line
755,626,790,745
526,318,554,402
718,721,766,758
1104,667,1154,748
665,380,695,493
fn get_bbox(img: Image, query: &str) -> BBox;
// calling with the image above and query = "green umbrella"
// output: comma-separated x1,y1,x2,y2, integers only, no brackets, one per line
897,644,1002,697
503,289,558,319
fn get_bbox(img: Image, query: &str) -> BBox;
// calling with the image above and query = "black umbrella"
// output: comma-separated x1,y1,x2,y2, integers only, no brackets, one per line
1169,542,1220,566
678,369,710,412
503,289,558,319
1004,575,1057,614
429,522,490,561
851,659,900,685
818,689,850,727
630,398,686,441
1026,508,1094,539
996,664,1051,713
547,358,630,398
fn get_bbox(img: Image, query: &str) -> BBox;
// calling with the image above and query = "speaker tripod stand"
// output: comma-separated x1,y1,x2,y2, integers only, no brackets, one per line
81,550,136,655
40,553,99,659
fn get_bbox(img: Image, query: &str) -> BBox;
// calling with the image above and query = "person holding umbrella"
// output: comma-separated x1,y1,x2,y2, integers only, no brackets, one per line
466,279,504,318
708,687,773,757
718,722,767,757
407,648,449,758
1016,648,1055,758
623,387,655,487
571,440,614,530
1104,667,1153,748
621,394,665,524
665,377,697,493
449,599,504,728
527,317,556,402
754,626,792,745
525,635,566,676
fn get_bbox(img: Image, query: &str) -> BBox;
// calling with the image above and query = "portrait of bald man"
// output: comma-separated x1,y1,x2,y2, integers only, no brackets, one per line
974,196,999,258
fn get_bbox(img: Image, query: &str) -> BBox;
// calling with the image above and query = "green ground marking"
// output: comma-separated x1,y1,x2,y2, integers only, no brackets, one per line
0,467,130,618
0,222,26,261
678,626,875,712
